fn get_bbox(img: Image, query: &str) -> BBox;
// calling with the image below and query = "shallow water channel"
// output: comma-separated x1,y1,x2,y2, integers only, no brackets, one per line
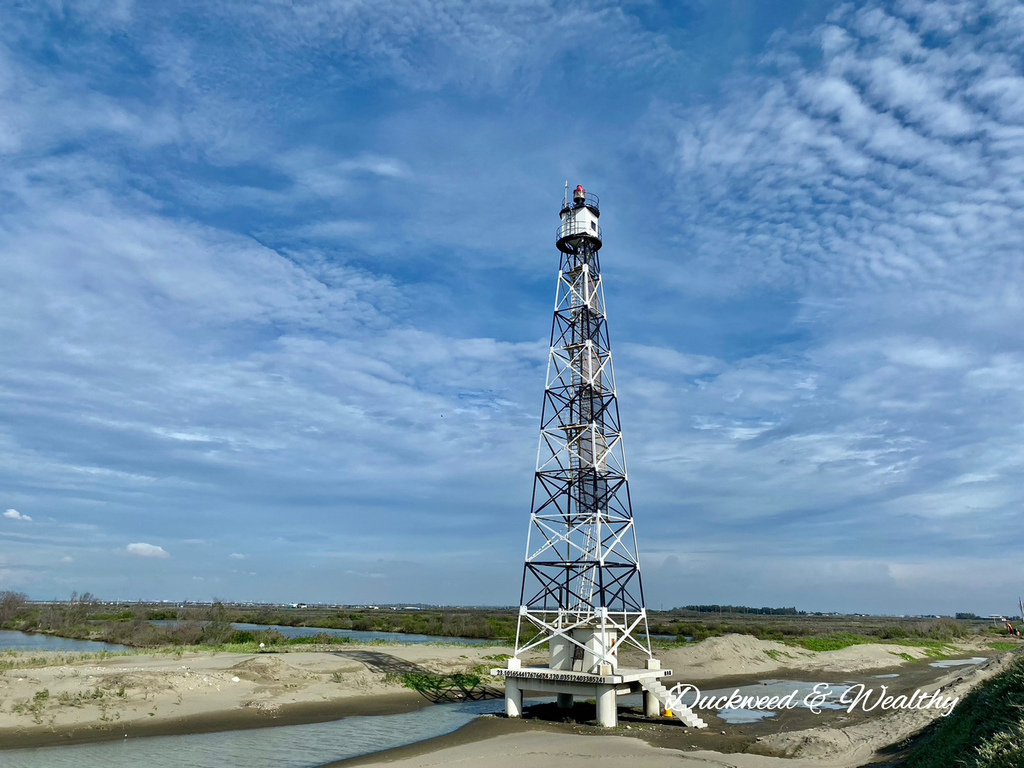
2,697,508,768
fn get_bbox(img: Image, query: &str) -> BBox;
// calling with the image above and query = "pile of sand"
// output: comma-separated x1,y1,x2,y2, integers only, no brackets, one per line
656,633,957,680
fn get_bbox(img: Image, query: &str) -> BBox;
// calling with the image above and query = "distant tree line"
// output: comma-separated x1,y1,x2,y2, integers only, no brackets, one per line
676,605,805,616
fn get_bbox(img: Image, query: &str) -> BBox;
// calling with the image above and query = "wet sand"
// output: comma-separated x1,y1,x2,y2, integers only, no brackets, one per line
0,689,427,750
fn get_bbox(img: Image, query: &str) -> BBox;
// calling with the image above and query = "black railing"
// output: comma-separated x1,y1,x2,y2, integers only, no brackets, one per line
561,192,600,216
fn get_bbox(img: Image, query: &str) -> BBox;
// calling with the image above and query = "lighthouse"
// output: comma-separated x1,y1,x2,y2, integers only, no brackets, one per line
492,185,707,729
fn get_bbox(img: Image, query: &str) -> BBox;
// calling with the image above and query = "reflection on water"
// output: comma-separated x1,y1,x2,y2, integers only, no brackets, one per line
929,657,987,669
0,631,129,653
2,699,507,768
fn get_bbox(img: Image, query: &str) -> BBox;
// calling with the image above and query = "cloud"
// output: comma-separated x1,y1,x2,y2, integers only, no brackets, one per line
1,0,1021,613
3,509,31,521
660,0,1024,300
229,553,245,560
125,542,169,559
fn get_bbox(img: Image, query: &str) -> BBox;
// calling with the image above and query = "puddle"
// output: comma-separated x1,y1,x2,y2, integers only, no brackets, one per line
649,680,853,724
716,708,776,723
873,673,900,679
929,657,987,669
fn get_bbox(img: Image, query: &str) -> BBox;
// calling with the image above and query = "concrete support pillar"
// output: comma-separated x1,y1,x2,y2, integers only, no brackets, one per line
595,685,617,727
557,693,574,709
505,679,523,719
643,690,661,717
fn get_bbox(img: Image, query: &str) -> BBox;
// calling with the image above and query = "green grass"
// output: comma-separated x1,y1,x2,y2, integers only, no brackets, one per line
786,633,967,656
788,633,874,652
650,638,693,650
988,643,1019,651
901,654,1024,767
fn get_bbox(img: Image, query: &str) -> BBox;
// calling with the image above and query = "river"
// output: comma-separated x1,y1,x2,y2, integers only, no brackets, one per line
0,630,129,653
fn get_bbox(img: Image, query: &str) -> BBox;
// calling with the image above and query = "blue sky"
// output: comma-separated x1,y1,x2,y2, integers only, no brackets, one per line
2,0,1023,615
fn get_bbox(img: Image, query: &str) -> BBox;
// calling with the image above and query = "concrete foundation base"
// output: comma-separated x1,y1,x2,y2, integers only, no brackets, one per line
492,665,672,728
643,689,661,717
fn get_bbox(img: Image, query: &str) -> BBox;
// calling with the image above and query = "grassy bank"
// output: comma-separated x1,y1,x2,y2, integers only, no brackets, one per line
899,653,1024,767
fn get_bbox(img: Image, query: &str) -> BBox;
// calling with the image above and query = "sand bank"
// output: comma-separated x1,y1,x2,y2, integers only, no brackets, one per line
0,643,512,749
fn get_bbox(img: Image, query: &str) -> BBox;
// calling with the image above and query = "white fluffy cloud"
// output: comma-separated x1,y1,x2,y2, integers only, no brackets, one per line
3,509,31,521
125,542,170,559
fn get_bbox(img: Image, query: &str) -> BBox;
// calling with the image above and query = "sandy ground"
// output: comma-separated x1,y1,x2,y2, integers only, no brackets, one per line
341,729,887,768
0,643,513,748
0,635,1016,765
343,635,1017,768
648,633,989,679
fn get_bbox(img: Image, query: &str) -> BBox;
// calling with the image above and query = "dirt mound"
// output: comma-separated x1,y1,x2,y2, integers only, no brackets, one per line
230,657,291,684
660,634,813,680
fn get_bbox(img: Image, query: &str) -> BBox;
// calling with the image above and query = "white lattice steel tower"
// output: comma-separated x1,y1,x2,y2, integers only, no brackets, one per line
514,184,651,675
494,186,707,730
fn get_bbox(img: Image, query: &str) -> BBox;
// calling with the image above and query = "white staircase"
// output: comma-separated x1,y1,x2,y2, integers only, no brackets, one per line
640,678,708,728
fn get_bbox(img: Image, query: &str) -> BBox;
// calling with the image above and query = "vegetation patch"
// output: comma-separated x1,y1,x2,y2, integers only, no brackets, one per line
901,654,1024,767
789,633,874,652
397,671,501,703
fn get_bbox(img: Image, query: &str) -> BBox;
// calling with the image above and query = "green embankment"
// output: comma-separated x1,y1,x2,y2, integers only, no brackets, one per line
900,653,1024,768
